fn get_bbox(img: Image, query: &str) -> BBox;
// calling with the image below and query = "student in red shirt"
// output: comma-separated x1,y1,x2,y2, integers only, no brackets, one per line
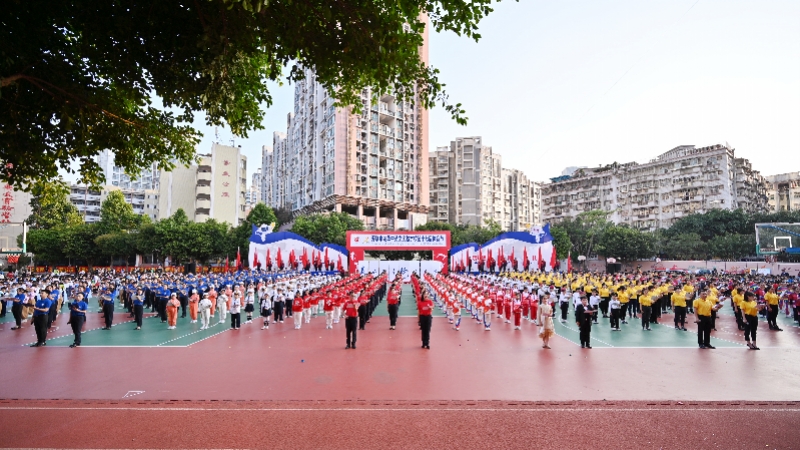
292,293,304,329
387,286,400,330
323,292,335,329
418,292,434,349
344,293,359,349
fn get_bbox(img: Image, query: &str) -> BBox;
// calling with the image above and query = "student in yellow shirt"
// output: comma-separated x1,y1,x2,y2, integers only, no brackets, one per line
670,286,688,331
764,287,782,331
617,289,630,325
741,291,765,350
731,287,745,331
639,287,654,331
693,290,723,349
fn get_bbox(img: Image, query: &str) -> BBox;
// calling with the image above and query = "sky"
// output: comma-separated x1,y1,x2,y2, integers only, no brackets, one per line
193,0,800,183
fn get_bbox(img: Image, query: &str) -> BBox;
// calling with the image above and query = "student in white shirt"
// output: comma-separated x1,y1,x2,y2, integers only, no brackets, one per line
229,292,242,329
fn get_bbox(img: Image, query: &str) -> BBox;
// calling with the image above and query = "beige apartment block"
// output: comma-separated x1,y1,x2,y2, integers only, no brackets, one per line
765,172,800,212
541,144,769,230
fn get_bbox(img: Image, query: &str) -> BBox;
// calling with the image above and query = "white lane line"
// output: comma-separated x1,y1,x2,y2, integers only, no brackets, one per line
0,406,798,412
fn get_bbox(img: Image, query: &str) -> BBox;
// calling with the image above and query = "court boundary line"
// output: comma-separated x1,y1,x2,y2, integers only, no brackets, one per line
1,406,799,412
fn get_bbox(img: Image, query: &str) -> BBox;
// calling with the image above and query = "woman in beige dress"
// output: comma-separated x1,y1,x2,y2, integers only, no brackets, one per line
537,294,555,349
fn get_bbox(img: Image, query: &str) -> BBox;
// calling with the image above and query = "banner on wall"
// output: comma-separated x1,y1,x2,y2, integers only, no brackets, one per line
248,225,348,272
346,231,451,275
457,224,557,273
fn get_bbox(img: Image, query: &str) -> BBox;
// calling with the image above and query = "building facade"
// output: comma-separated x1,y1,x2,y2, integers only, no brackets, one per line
540,144,769,230
69,184,159,222
158,143,247,225
427,137,542,231
247,168,262,208
765,172,800,213
261,69,430,230
96,149,159,191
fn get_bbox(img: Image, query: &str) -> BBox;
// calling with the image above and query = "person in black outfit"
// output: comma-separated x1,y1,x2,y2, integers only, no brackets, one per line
68,293,87,347
178,286,189,318
358,291,367,330
132,288,145,330
575,296,596,349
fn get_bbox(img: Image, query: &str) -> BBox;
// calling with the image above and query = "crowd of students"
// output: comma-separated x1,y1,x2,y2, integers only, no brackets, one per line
2,268,797,351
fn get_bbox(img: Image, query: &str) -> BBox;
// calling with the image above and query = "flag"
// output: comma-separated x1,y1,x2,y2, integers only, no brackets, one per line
289,249,296,269
253,250,259,269
538,247,545,271
478,248,485,272
301,248,310,270
337,255,343,272
266,248,272,270
498,246,505,271
523,247,530,271
324,248,331,270
486,249,495,272
236,247,242,271
550,245,558,271
277,248,284,270
509,247,516,271
567,251,572,273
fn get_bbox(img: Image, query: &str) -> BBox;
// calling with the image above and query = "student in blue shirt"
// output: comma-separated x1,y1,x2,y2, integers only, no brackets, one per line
31,290,53,347
68,292,87,348
101,288,115,330
10,288,26,330
132,288,145,330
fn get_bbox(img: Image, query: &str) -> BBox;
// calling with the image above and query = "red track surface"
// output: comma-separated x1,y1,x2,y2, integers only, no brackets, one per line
2,311,800,448
1,400,798,449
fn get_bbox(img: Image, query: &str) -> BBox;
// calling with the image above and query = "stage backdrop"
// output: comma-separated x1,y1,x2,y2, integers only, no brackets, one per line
464,224,557,273
248,225,348,271
450,243,480,272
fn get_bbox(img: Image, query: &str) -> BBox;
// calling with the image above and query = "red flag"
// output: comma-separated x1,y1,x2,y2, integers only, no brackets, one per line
538,247,545,271
301,248,309,270
567,251,572,273
509,247,516,271
289,249,296,269
253,250,259,269
550,244,558,270
324,248,330,270
236,247,242,271
486,249,494,271
277,248,284,270
337,255,343,272
498,246,505,271
523,247,529,271
266,248,272,270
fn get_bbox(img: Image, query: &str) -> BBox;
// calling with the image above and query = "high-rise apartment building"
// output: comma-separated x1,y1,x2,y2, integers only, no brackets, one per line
540,143,769,230
765,172,800,212
428,137,542,231
247,168,262,208
96,149,159,191
261,69,429,230
158,143,247,225
261,21,430,230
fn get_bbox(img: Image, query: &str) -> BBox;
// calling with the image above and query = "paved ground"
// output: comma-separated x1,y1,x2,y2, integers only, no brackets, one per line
0,400,798,449
1,291,799,448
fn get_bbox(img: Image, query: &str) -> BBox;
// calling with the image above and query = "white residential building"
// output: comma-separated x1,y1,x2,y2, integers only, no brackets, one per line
69,185,159,222
428,137,542,231
540,144,769,230
96,149,159,191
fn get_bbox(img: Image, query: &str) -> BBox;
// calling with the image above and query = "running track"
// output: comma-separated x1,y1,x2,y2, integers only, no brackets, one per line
1,307,799,448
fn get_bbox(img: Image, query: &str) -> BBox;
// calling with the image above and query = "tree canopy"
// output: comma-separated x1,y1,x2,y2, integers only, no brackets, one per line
292,212,365,246
1,0,502,189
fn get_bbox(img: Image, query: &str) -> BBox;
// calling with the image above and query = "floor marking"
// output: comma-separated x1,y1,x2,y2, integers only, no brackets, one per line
186,326,230,347
19,314,158,347
557,322,615,348
1,406,798,413
122,391,145,398
155,321,227,347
